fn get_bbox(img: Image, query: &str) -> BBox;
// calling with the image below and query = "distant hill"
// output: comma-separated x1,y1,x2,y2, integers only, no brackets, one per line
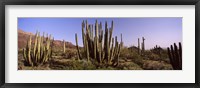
18,29,76,50
128,45,139,51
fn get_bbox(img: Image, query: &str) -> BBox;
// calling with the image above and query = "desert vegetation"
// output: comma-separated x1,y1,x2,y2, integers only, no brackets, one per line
18,20,182,70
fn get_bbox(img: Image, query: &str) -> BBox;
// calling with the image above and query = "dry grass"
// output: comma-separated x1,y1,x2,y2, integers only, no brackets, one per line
18,47,173,70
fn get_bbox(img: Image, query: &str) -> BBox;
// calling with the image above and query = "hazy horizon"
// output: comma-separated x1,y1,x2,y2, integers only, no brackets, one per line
18,17,182,49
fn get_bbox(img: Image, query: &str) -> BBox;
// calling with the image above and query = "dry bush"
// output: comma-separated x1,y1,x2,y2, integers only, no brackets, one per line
61,48,77,59
148,53,160,61
118,62,143,70
142,60,173,70
50,59,96,70
120,47,144,67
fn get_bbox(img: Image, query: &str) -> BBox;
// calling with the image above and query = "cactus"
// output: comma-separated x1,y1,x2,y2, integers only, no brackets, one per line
137,37,145,55
138,38,140,55
23,35,33,66
142,37,145,51
75,20,122,67
167,42,182,70
63,40,65,53
141,37,145,55
151,45,162,58
121,34,123,47
23,31,53,66
50,37,54,58
75,33,81,61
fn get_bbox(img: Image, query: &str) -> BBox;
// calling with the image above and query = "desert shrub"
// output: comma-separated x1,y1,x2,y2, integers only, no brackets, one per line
120,47,132,59
160,49,168,57
128,51,144,67
147,48,169,61
148,53,160,61
50,59,96,70
61,48,77,59
70,60,96,70
118,61,143,70
142,60,173,70
120,47,142,59
159,49,170,63
119,47,144,67
53,51,63,56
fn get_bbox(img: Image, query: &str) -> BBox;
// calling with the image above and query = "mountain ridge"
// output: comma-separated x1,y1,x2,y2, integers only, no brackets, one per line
18,29,76,49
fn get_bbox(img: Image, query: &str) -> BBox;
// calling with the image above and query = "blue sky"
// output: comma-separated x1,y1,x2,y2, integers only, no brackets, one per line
18,18,182,49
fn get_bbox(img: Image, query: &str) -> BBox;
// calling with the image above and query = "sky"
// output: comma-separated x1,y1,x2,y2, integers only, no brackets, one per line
18,18,182,50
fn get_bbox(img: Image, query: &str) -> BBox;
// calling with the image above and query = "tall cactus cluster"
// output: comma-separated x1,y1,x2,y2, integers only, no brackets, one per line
167,42,182,70
23,31,53,66
75,20,122,66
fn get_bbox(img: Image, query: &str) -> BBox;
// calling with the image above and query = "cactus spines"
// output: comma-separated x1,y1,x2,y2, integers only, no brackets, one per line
23,31,53,66
76,20,122,67
167,42,182,70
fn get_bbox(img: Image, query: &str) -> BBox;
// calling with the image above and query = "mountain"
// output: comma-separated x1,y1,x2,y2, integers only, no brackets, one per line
18,29,33,49
18,29,76,50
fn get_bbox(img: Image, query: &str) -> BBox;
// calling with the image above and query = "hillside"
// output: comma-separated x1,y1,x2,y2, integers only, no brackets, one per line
18,29,76,49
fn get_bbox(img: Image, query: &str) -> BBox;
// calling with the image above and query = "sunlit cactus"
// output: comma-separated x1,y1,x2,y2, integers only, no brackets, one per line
75,20,122,67
23,31,53,66
75,33,81,61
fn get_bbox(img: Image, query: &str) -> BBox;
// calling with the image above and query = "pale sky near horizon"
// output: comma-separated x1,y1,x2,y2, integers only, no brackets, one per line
18,18,182,50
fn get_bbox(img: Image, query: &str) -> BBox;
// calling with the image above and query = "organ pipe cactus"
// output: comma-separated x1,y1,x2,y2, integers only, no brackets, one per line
76,20,122,67
63,40,65,53
23,31,53,66
138,37,145,55
138,38,140,55
75,33,81,61
167,42,182,70
141,37,145,55
121,34,123,47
